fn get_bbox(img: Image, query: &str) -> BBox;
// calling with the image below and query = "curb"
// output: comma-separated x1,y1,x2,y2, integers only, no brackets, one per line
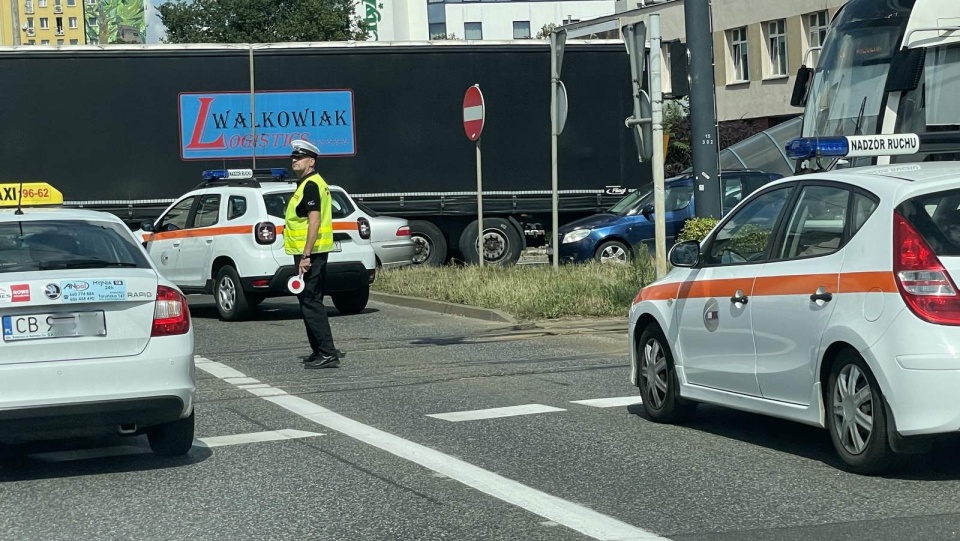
369,292,517,324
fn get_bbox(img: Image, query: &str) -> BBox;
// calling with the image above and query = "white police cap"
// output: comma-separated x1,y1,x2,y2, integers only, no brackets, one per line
291,139,320,158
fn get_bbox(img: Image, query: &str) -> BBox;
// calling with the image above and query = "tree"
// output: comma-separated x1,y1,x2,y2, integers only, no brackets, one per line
158,0,369,44
536,23,555,39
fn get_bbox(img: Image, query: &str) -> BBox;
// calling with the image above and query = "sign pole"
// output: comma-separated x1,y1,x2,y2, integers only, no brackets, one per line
650,14,667,279
476,138,484,267
463,84,486,267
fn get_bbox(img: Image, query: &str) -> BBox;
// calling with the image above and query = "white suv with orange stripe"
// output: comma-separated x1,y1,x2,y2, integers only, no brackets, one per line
629,161,960,474
137,169,376,321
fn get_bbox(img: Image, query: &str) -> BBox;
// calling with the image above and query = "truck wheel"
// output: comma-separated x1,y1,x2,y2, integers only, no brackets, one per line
332,285,369,315
147,411,195,456
409,220,447,266
459,217,523,266
214,265,253,321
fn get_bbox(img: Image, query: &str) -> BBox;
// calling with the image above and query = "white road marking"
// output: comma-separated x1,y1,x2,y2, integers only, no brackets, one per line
194,358,246,379
224,377,260,385
196,362,668,541
238,383,271,390
570,396,644,408
194,429,323,448
425,404,566,422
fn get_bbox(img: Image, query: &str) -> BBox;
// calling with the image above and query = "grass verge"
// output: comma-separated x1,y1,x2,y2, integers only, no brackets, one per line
371,258,659,320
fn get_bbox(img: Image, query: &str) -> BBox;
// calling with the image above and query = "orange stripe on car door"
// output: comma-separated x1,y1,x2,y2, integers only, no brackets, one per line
635,271,898,303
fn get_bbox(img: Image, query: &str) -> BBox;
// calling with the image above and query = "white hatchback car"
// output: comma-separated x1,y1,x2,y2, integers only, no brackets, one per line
0,184,195,455
629,160,960,474
136,169,377,321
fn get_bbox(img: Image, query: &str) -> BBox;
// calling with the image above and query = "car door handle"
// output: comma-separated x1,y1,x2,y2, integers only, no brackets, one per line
730,289,748,304
173,241,181,248
810,287,833,303
205,239,213,244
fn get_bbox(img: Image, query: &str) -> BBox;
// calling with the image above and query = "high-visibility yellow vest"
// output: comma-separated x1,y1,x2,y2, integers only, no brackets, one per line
283,172,334,255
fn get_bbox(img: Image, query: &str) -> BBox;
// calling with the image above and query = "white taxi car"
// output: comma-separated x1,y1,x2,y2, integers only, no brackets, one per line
136,169,377,321
0,183,195,455
629,153,960,474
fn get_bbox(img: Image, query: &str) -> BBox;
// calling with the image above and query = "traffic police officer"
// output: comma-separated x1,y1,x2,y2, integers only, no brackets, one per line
285,139,341,369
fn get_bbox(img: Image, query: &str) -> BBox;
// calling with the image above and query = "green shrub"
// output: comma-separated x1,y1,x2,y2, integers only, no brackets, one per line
677,217,719,243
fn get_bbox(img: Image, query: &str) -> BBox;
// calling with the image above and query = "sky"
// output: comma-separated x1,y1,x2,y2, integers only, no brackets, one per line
145,0,166,43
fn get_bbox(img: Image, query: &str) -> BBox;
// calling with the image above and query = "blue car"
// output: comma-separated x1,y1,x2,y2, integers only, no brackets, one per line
554,170,783,264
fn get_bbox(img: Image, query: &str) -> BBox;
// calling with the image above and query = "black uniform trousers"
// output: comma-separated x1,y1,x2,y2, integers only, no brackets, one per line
293,252,337,358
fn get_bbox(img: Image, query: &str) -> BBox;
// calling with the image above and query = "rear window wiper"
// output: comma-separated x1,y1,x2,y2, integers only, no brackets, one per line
38,259,140,270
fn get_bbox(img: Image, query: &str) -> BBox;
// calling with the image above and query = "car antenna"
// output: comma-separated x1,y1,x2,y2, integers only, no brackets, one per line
14,181,24,215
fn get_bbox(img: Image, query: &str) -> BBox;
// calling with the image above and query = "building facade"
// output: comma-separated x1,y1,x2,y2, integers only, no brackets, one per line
354,0,619,41
1,0,145,45
613,0,846,127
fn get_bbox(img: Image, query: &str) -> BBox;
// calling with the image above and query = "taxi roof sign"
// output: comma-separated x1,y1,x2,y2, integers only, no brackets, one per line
0,182,63,208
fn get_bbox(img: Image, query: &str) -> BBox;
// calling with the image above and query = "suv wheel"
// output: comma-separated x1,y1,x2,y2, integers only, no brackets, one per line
147,411,195,456
214,265,253,321
332,285,369,315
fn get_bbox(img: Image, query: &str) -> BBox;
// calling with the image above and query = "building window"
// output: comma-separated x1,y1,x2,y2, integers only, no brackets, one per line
26,16,33,28
806,10,829,65
57,39,63,45
89,37,98,44
87,16,95,26
728,26,749,82
429,22,446,39
39,17,48,29
40,39,49,44
68,16,77,28
464,22,482,40
86,0,94,4
38,0,46,6
766,19,787,77
25,0,34,13
69,38,77,44
66,0,74,5
55,16,63,33
27,39,35,44
513,21,530,39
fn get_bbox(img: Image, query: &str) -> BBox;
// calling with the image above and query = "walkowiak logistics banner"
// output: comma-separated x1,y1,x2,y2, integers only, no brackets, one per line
179,90,356,160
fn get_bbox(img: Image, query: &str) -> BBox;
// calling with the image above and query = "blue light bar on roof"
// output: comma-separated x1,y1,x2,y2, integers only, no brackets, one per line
784,137,849,160
202,168,289,181
785,134,921,160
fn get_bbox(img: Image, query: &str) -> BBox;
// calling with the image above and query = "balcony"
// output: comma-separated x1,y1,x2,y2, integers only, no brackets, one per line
25,27,35,36
55,28,64,35
53,4,62,12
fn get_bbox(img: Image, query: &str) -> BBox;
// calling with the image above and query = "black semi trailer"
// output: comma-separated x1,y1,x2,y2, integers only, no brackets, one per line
0,40,650,265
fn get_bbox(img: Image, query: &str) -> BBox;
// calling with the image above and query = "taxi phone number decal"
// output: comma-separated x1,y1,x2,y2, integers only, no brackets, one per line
60,280,126,302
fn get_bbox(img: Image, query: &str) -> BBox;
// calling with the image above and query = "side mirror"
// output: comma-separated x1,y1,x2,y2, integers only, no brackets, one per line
140,220,155,232
789,66,813,107
641,204,655,220
668,240,700,268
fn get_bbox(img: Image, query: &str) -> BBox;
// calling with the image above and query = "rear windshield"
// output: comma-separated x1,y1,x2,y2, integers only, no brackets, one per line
0,220,151,273
263,191,354,220
897,188,960,256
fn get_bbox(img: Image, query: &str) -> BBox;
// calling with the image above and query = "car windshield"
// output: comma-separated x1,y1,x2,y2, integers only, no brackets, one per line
356,201,380,217
607,183,694,216
0,220,150,273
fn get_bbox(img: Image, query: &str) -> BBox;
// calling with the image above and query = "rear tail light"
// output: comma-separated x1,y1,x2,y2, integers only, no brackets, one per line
255,221,277,245
893,211,960,325
153,285,190,336
396,225,411,236
358,217,371,240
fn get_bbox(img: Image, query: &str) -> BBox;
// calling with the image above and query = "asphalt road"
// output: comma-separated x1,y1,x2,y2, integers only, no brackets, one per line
3,297,960,541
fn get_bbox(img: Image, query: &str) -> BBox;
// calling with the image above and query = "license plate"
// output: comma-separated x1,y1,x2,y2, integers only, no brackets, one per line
333,241,342,252
2,311,106,342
